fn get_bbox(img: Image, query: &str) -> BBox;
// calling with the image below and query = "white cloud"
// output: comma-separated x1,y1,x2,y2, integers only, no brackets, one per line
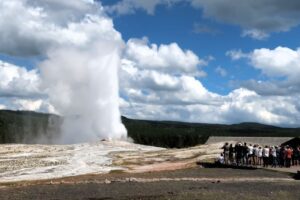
227,47,300,80
124,38,206,76
220,88,299,125
0,60,42,98
215,66,227,77
120,39,300,127
226,49,249,60
2,0,300,128
242,29,269,40
27,99,56,113
0,60,56,113
0,97,56,113
0,0,127,141
250,47,300,79
228,46,300,96
105,0,180,15
13,99,43,111
190,0,300,39
120,66,216,105
0,0,121,56
120,88,300,127
106,0,300,39
120,38,217,107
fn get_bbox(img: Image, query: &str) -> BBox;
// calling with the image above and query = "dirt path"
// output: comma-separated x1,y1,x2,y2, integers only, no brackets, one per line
266,166,300,173
1,167,299,200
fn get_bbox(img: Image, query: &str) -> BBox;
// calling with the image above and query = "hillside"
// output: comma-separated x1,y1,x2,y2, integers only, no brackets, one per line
0,110,61,144
123,117,300,147
0,110,299,147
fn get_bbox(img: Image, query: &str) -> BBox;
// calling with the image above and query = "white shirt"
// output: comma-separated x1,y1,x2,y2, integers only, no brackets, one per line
272,149,277,157
263,148,269,157
253,147,258,156
217,155,224,164
248,146,253,155
258,148,263,157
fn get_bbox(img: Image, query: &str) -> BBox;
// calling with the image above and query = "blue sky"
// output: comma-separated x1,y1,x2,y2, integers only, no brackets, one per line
101,0,300,94
1,0,300,127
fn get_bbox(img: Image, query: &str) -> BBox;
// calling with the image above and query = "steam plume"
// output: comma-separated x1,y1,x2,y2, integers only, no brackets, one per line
39,11,127,143
1,0,127,143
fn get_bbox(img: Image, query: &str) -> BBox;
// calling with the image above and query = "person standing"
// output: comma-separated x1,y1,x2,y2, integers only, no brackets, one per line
222,142,230,165
276,146,281,167
279,145,285,167
236,143,242,166
292,146,299,166
258,146,263,166
248,144,254,165
229,144,234,164
297,146,300,166
242,143,248,165
263,145,270,167
271,146,277,167
285,146,293,168
253,144,258,165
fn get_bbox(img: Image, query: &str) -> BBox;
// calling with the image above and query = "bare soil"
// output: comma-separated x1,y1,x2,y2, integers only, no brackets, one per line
1,167,299,200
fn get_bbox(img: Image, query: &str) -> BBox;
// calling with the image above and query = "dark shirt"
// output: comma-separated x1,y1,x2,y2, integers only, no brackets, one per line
242,145,248,156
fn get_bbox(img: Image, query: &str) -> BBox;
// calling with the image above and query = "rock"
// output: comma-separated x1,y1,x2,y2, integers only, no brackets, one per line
104,179,111,184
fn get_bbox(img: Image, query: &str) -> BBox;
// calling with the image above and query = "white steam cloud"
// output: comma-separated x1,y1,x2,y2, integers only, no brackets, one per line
39,23,127,143
0,0,127,143
37,4,127,143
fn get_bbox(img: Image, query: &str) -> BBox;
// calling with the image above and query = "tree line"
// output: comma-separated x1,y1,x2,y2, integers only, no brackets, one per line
0,110,299,148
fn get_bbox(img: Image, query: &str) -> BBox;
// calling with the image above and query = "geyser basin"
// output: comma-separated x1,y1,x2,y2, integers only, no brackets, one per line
0,141,162,183
0,141,223,183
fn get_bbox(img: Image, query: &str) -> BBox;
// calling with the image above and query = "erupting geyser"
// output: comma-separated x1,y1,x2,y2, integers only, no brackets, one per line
0,0,127,143
39,8,127,143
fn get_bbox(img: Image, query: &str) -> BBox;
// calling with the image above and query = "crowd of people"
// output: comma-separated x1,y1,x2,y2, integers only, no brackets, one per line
217,142,300,168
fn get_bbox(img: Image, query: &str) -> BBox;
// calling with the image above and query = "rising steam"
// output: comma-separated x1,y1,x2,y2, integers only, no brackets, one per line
0,0,127,143
39,7,127,143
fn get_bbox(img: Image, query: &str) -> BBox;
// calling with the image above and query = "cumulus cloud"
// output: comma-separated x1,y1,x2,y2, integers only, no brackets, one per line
0,59,56,113
228,46,300,96
0,60,42,98
0,0,102,56
12,99,56,113
121,42,295,126
2,0,300,129
124,38,206,76
190,0,300,39
250,47,300,79
105,0,300,39
0,96,56,113
0,0,127,142
120,38,217,108
105,0,181,15
120,39,300,127
248,47,300,95
237,80,293,96
219,89,299,126
120,88,300,127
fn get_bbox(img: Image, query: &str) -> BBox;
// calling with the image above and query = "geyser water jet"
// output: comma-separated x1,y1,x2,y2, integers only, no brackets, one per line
39,9,127,143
